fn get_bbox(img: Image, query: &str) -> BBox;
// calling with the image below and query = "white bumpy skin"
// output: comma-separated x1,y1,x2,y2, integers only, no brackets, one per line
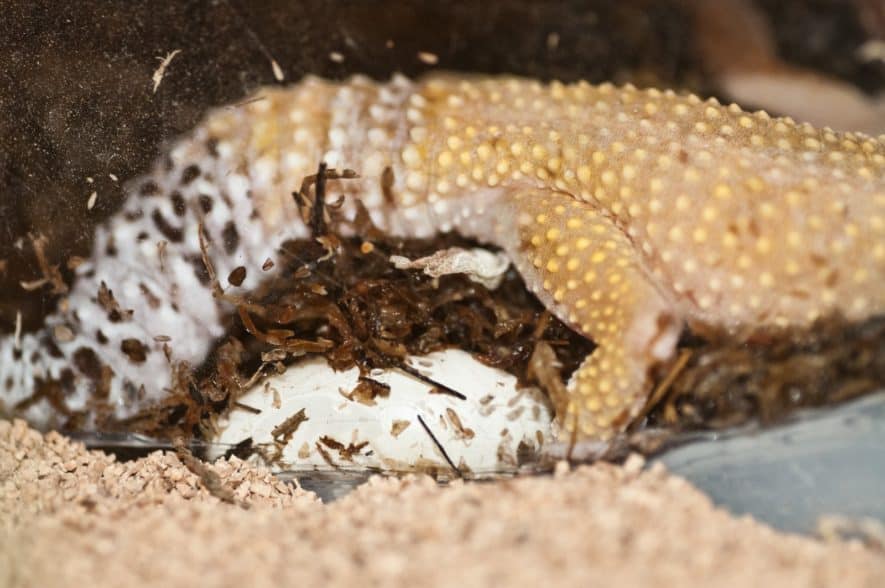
0,75,418,429
1,73,883,441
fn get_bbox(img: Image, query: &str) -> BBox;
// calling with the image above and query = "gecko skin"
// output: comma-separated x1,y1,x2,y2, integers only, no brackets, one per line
1,74,883,440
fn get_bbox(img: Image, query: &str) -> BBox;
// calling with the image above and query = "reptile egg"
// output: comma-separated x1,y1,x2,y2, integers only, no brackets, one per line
209,349,553,476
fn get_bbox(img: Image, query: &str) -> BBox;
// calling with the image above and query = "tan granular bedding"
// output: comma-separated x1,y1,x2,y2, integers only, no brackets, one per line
1,419,882,588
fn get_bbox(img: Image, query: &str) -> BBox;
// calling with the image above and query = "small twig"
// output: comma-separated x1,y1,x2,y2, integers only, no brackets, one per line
315,441,339,469
173,438,246,508
21,233,67,295
397,362,467,400
232,401,261,414
19,278,49,291
218,0,284,82
311,161,328,237
238,360,273,392
635,348,693,424
271,408,309,443
226,95,267,111
13,310,22,351
293,165,359,230
527,340,568,418
416,414,462,478
197,221,225,299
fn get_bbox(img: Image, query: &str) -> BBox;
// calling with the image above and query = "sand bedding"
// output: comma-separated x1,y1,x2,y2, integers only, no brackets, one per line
2,419,882,588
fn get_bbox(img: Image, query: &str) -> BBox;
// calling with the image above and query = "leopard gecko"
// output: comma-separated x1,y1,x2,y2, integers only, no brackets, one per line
2,74,883,441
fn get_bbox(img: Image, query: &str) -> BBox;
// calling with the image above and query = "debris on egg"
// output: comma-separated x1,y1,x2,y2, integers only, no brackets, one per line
210,349,553,477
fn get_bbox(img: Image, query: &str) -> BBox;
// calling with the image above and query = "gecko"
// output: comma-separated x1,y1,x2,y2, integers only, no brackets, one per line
1,73,883,442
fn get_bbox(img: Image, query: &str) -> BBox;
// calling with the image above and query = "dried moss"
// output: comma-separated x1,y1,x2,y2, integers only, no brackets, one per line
645,316,885,431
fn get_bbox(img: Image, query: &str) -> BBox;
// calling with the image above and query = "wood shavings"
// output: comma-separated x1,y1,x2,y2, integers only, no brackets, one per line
270,408,308,444
390,419,411,438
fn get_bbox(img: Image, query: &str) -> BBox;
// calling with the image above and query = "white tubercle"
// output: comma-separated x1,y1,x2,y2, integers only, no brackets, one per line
210,349,553,476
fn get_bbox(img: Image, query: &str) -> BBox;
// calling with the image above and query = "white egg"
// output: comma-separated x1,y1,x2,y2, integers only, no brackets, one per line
210,349,553,477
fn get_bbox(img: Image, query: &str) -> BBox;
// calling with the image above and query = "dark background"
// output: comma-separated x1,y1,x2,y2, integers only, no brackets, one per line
1,0,882,332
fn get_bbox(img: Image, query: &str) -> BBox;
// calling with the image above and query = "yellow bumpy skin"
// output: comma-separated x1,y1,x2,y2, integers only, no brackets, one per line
382,76,885,440
2,74,883,439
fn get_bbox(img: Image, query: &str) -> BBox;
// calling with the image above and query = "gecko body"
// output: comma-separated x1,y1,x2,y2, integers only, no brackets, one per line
2,74,883,440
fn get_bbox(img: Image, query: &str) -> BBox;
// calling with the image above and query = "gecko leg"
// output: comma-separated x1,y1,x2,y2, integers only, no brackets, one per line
501,190,683,442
